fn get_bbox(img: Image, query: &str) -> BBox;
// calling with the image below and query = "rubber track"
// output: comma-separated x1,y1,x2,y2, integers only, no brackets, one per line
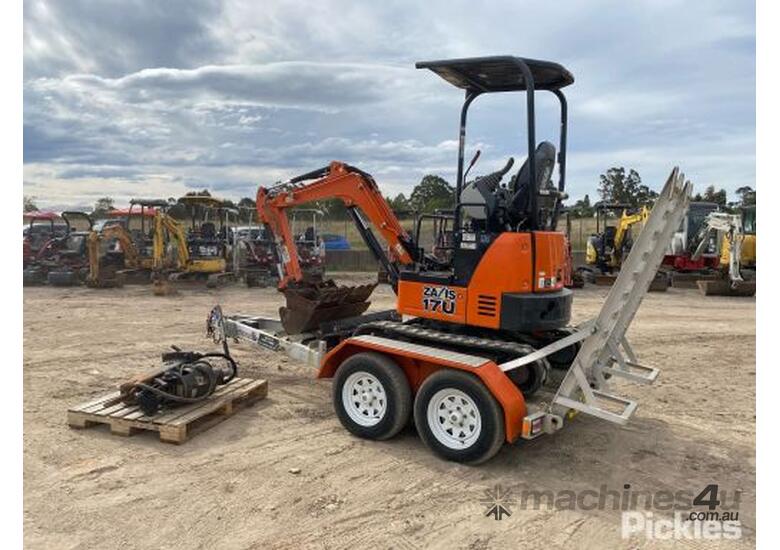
356,320,542,363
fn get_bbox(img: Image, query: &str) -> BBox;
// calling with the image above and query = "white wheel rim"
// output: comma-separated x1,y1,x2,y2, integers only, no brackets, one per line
341,372,387,427
427,388,482,449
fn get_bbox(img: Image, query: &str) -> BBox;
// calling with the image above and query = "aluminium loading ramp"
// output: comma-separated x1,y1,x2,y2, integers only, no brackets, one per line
499,167,692,425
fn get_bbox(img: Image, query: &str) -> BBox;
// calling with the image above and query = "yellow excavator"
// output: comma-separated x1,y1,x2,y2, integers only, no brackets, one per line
86,224,140,287
721,205,755,272
585,204,649,280
86,199,189,290
170,195,235,287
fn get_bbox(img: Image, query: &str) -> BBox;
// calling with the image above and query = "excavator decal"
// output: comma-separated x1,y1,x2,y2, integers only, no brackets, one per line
422,285,457,315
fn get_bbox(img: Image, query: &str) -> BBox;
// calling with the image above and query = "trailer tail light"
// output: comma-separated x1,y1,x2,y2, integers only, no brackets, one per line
521,412,546,440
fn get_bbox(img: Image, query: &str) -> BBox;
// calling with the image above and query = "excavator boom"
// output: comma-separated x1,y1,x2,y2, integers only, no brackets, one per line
257,161,416,287
256,161,417,333
87,224,141,286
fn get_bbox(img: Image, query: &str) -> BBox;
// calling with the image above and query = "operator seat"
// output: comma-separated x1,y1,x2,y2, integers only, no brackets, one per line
603,226,617,249
509,141,557,224
200,222,216,239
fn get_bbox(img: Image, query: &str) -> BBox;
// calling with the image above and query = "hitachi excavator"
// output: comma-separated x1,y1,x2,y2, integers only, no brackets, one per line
213,56,692,464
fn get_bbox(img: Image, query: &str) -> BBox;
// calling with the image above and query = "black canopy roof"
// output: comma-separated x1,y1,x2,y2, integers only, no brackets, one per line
415,56,574,92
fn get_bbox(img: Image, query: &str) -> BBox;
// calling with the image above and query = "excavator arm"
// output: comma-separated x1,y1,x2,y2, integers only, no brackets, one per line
692,212,744,285
257,161,417,288
87,225,141,284
613,207,647,252
154,212,189,270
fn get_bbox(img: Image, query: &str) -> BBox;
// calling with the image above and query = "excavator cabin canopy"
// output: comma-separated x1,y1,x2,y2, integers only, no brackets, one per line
415,55,573,233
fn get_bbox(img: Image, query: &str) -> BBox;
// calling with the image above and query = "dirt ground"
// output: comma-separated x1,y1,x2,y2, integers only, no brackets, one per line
23,275,755,549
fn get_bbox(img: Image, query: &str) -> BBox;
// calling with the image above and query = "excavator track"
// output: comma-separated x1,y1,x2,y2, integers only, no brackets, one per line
354,319,557,395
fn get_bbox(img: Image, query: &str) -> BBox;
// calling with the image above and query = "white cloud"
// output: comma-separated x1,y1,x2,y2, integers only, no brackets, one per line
23,0,755,208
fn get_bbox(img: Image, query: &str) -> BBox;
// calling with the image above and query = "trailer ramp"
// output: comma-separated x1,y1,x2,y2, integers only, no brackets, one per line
500,167,692,426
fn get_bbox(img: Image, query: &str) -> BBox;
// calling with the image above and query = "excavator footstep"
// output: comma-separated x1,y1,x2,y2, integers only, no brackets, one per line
280,281,377,334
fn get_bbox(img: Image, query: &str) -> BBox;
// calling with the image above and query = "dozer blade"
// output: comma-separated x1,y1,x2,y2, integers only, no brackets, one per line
279,281,376,334
697,278,756,297
152,274,177,296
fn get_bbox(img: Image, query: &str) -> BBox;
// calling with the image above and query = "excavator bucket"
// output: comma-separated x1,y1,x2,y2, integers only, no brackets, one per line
279,281,376,334
696,278,756,297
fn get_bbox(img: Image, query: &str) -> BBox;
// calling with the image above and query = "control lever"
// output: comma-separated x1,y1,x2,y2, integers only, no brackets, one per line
498,157,515,176
463,150,481,181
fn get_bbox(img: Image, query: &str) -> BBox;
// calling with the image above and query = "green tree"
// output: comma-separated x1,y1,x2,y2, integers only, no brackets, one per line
92,197,115,217
735,186,756,206
23,196,38,213
409,175,454,213
571,194,594,217
693,185,728,207
313,198,348,219
598,167,658,207
238,197,256,223
387,193,412,217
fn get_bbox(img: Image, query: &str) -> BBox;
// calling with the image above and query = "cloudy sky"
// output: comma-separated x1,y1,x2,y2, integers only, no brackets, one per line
23,0,755,210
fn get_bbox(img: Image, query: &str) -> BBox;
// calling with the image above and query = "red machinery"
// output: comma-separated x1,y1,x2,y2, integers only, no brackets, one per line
23,212,94,286
23,211,67,267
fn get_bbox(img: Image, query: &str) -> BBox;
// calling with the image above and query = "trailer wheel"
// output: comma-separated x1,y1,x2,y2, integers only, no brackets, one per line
332,352,412,440
506,359,548,396
414,370,505,465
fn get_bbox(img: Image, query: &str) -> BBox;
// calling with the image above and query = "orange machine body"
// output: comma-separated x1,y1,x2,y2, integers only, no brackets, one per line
396,231,568,329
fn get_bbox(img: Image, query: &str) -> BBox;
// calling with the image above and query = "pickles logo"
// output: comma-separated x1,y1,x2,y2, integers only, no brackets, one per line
422,285,457,315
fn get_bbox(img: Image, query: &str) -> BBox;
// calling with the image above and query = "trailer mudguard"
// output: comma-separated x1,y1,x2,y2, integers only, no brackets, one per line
318,335,527,443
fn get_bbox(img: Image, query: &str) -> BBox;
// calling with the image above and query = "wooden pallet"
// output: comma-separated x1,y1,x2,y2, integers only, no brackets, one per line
67,377,267,444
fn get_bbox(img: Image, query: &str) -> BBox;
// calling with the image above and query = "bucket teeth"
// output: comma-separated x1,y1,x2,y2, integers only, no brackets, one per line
280,281,377,334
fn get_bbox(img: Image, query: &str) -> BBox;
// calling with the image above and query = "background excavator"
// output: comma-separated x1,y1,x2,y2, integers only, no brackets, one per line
582,204,667,290
172,195,236,288
212,56,694,464
86,199,188,290
692,210,756,296
585,203,647,275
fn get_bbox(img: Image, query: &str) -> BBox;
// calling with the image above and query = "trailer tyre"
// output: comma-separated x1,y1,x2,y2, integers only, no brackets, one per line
332,352,412,441
414,370,505,465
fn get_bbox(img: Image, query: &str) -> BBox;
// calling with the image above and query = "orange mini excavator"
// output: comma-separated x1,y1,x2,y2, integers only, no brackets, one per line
211,56,692,464
257,56,576,388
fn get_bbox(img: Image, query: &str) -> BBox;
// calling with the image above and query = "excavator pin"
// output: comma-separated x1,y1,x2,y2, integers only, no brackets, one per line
279,280,376,334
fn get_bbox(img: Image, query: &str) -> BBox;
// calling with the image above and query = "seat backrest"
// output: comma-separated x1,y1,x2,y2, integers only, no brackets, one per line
200,222,216,239
603,226,617,248
509,141,557,223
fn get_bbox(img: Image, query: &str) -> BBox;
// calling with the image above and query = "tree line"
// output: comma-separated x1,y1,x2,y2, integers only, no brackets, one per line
568,167,755,218
23,168,756,222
